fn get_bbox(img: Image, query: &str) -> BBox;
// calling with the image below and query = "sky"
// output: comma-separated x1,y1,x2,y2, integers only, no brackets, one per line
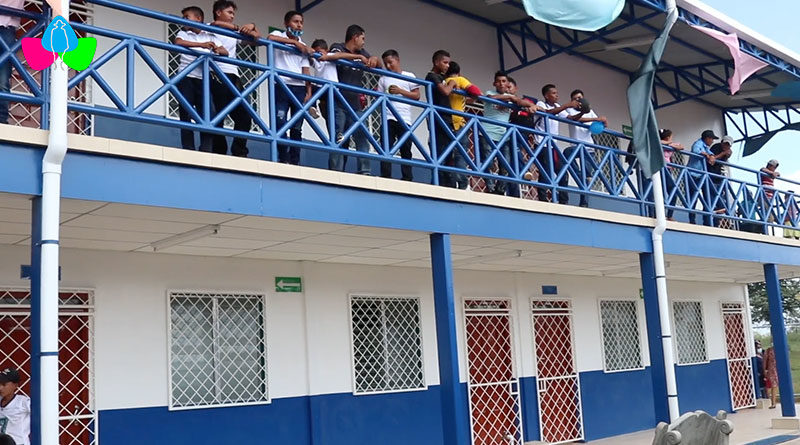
700,0,800,187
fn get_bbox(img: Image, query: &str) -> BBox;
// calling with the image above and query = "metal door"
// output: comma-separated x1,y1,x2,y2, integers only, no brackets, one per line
464,299,524,445
531,299,583,444
0,289,96,445
721,302,756,411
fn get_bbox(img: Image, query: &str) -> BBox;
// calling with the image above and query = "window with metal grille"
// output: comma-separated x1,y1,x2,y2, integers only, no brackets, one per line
168,291,267,409
599,300,643,372
672,300,708,365
166,23,261,131
349,295,425,394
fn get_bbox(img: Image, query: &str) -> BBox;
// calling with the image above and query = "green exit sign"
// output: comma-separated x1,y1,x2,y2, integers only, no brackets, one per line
622,124,634,137
275,277,302,292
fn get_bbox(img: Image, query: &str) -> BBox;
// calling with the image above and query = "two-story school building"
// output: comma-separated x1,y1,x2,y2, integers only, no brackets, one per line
1,0,800,444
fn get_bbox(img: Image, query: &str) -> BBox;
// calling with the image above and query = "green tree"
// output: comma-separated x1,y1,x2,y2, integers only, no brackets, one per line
749,278,800,324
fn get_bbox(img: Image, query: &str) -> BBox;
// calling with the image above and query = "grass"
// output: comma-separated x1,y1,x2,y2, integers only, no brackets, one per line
754,331,800,395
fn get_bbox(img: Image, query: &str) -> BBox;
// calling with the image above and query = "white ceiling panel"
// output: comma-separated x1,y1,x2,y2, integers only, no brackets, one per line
64,215,204,234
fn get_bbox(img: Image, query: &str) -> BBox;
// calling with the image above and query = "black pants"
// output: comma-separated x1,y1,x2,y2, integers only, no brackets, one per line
536,145,569,204
211,73,252,157
380,119,413,181
177,77,215,152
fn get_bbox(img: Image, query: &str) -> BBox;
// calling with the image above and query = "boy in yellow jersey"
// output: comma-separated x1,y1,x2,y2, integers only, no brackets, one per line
444,61,482,131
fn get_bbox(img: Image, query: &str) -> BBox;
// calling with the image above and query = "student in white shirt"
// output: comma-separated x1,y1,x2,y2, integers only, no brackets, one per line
376,50,420,181
564,88,608,207
208,0,260,157
173,6,228,152
0,368,30,445
267,10,313,165
309,39,368,135
0,0,24,124
534,83,579,205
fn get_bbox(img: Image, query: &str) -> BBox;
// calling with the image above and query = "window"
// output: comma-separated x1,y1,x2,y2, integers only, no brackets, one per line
599,300,643,372
165,23,261,131
672,300,708,365
349,295,425,394
168,291,267,409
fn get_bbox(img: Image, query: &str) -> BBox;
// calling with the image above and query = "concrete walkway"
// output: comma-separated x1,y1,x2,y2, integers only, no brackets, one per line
581,403,800,444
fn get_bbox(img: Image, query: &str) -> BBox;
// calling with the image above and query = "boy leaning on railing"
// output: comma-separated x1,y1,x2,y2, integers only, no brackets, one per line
172,5,228,152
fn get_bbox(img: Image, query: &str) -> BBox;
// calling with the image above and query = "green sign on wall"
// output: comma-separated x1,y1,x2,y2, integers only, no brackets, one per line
622,124,634,137
275,276,302,292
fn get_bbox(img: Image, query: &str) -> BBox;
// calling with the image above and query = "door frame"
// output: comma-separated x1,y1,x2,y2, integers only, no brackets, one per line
529,296,584,444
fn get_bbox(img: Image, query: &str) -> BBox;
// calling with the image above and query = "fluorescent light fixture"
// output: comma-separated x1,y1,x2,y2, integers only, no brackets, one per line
453,249,523,267
730,89,774,100
602,36,656,51
150,224,220,251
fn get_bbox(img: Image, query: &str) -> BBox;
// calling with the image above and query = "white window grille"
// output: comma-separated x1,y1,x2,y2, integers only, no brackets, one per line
672,300,708,365
165,23,261,132
599,300,643,372
349,295,425,394
168,291,267,409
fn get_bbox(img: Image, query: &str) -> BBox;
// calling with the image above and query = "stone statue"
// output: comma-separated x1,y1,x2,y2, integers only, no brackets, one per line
652,410,734,445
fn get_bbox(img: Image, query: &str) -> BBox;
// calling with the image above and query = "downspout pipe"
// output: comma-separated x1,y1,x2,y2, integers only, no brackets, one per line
40,1,69,444
650,171,680,421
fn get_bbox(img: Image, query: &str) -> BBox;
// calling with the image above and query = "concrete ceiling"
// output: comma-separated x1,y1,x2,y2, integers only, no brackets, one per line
0,192,797,283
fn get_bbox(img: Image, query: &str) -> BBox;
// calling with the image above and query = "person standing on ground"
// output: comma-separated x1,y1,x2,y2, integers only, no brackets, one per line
764,346,779,409
0,368,29,445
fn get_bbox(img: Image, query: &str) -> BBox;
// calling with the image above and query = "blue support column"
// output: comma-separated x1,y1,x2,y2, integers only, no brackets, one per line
640,253,670,424
429,233,470,445
764,263,797,418
30,196,42,445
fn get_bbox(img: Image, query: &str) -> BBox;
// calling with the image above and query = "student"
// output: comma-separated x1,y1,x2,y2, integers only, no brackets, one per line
708,135,733,225
480,71,533,197
0,0,23,124
268,10,313,165
760,159,780,201
535,84,580,204
208,0,260,157
377,50,420,181
659,129,684,220
426,50,465,188
687,130,720,225
0,368,30,445
173,6,228,152
327,24,381,174
564,89,607,207
309,39,368,137
444,61,481,133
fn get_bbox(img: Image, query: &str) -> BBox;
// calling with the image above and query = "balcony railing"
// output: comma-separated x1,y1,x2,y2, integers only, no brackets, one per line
0,0,798,236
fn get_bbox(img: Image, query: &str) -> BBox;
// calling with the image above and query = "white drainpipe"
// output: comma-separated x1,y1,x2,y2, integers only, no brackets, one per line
650,171,680,421
40,1,70,443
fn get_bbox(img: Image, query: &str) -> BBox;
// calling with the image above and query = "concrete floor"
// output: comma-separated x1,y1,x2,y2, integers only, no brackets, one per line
578,403,800,444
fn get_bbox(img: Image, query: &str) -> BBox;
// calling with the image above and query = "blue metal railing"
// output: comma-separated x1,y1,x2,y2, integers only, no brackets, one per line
0,0,798,234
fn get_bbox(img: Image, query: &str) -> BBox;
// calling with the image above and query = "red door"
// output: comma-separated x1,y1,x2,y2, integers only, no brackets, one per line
531,299,583,444
721,303,756,411
464,299,524,445
0,290,96,445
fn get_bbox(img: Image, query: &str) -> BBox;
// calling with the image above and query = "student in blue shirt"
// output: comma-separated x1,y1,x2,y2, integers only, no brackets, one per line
686,129,719,226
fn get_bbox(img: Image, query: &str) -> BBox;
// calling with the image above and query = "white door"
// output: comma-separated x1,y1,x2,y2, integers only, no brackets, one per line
721,302,756,410
531,299,583,444
464,299,524,445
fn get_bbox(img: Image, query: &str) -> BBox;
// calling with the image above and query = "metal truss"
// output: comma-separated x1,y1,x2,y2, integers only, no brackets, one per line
724,103,800,141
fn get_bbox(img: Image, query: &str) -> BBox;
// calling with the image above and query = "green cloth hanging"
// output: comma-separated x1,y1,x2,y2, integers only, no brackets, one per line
626,1,678,178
